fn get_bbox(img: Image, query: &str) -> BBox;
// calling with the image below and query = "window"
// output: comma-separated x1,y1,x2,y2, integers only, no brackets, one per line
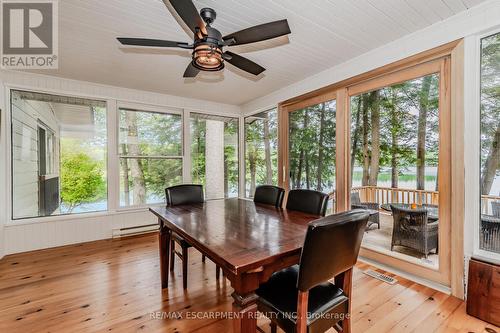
244,108,278,198
11,90,107,219
118,108,183,206
190,113,239,200
479,32,500,254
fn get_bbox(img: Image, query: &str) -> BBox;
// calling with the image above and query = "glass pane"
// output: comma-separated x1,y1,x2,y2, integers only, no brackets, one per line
480,32,500,254
11,90,107,219
244,108,278,198
119,158,182,206
190,113,239,200
119,109,182,156
288,100,336,212
350,73,440,267
289,101,336,192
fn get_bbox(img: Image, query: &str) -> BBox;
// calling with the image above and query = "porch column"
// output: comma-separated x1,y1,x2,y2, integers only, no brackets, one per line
205,120,225,200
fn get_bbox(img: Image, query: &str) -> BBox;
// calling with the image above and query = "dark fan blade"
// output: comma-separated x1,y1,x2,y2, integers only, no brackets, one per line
224,51,265,75
164,0,206,36
117,38,190,48
183,62,200,78
223,19,290,46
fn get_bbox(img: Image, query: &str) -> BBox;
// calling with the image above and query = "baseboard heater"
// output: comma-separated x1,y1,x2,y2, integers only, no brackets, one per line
112,224,159,238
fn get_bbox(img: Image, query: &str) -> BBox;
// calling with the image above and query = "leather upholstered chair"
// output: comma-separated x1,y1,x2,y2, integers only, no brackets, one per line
286,189,329,217
256,210,369,333
253,185,285,207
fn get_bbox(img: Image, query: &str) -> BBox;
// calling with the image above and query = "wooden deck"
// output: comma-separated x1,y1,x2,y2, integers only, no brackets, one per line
0,233,497,333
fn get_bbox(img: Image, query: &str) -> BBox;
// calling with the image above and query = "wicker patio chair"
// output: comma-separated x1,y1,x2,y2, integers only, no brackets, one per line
351,192,380,229
491,201,500,217
390,205,438,258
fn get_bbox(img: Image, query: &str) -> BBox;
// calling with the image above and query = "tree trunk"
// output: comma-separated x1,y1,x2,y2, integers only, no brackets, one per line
417,76,432,190
263,114,273,184
368,91,380,186
120,143,130,206
304,112,310,189
351,96,362,178
295,112,309,189
481,125,500,195
224,150,228,198
361,94,371,186
125,112,146,205
316,103,326,191
248,148,257,196
389,92,399,189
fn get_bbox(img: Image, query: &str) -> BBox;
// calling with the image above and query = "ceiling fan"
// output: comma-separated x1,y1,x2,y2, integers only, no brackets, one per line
117,0,291,78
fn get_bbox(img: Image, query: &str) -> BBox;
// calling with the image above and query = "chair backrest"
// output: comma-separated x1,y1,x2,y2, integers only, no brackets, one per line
390,205,428,231
297,210,369,291
253,185,285,207
165,184,204,206
286,189,329,216
492,201,500,217
351,192,361,204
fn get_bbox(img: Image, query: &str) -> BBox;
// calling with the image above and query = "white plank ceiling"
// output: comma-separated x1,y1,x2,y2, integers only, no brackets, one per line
28,0,487,105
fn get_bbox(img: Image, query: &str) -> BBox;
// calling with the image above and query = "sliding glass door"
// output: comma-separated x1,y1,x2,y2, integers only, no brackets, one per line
348,58,451,285
350,73,440,266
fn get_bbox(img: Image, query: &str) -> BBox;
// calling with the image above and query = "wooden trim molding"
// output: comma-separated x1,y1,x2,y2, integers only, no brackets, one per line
450,40,465,299
279,40,461,108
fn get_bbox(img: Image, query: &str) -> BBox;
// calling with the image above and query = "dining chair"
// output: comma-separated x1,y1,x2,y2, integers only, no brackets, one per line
165,184,221,289
286,189,329,216
256,210,369,333
253,185,285,207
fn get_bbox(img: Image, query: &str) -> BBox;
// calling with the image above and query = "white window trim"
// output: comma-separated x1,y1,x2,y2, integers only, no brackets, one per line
464,27,500,265
5,85,112,223
3,83,243,223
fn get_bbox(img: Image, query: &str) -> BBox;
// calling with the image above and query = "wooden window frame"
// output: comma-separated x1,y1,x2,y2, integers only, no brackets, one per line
278,40,465,298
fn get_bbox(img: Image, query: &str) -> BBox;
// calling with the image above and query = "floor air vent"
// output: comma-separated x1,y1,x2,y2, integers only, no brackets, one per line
363,270,398,284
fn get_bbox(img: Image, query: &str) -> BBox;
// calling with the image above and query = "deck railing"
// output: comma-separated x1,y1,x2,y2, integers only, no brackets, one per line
343,186,500,216
351,186,440,206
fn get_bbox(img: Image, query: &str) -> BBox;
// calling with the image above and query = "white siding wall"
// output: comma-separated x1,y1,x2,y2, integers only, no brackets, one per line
11,94,60,219
0,71,241,257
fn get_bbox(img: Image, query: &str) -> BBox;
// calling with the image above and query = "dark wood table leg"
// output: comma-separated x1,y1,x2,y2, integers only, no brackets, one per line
230,272,260,333
158,219,171,289
232,291,258,333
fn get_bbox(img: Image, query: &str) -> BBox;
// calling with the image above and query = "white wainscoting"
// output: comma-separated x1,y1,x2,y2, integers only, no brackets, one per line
3,209,156,255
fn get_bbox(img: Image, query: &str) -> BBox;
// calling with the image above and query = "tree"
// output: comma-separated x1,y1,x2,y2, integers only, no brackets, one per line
60,153,106,212
368,91,381,186
125,111,146,204
316,103,326,191
361,94,371,186
480,33,500,195
263,114,273,184
416,75,432,190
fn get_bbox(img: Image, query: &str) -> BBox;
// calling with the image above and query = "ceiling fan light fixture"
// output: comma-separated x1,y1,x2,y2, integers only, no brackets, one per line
192,44,224,71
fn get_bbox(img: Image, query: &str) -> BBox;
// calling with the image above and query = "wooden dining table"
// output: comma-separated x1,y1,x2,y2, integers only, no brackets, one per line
149,198,321,333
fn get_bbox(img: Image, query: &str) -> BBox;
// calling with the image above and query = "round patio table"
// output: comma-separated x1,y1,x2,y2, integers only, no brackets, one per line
380,203,439,221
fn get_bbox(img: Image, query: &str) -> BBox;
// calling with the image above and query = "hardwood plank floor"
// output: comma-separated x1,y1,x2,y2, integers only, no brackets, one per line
0,233,497,333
